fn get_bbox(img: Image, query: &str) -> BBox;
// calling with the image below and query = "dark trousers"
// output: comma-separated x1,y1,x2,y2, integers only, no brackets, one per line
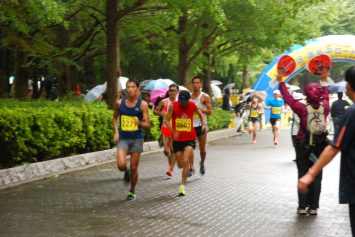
350,204,355,236
295,141,327,209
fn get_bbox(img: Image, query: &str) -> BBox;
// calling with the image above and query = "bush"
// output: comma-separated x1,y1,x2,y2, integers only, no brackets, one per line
0,100,231,168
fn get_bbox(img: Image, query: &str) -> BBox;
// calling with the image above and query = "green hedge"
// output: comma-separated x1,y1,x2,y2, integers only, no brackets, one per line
0,100,231,168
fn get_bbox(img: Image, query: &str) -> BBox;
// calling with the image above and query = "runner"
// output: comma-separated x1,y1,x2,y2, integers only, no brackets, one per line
247,96,263,144
191,75,212,175
264,90,284,145
164,90,206,196
153,84,179,177
112,79,150,200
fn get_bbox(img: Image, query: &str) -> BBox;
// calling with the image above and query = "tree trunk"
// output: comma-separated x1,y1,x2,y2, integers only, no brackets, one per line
14,50,29,99
56,25,73,96
177,11,190,86
241,67,249,90
203,52,213,96
0,49,11,97
106,0,120,109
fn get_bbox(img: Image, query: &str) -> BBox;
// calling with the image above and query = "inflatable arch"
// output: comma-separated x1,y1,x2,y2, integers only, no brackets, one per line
252,35,355,122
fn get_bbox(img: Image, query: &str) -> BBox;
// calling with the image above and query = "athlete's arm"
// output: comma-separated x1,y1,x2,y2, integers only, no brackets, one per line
164,104,173,131
112,99,121,142
139,100,151,129
153,99,165,117
202,94,212,115
195,106,207,131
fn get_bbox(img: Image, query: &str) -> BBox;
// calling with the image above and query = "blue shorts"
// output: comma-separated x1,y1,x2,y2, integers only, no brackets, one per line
116,139,143,154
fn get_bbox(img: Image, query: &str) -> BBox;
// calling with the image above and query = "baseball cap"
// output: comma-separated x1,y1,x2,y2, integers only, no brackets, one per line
273,90,281,95
178,90,191,105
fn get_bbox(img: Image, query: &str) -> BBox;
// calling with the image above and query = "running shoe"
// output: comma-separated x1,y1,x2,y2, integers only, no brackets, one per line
166,169,173,177
124,169,130,183
188,168,195,177
297,208,308,215
178,184,186,196
308,209,317,215
199,165,205,175
127,191,136,200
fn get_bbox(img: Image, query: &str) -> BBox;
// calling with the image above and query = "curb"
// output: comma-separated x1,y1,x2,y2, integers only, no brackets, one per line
0,128,238,189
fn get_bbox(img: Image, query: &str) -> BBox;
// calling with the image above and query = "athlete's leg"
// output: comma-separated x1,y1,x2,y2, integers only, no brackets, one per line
198,133,207,167
248,121,254,134
274,120,280,144
167,136,176,170
253,122,259,142
182,146,193,185
162,135,171,157
116,148,128,171
129,152,140,192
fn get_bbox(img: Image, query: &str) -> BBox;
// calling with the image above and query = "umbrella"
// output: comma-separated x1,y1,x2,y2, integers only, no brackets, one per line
211,80,223,86
328,81,346,93
143,79,175,91
223,83,235,93
150,85,189,104
84,84,106,102
139,80,153,90
211,84,222,98
150,88,169,104
250,91,267,101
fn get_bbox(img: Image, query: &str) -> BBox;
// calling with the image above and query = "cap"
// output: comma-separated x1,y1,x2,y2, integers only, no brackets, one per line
273,90,281,95
178,90,191,105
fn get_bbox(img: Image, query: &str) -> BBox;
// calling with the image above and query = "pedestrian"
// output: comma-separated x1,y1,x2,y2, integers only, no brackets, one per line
264,89,284,145
153,84,179,177
190,75,212,175
222,88,231,111
298,66,355,234
112,79,150,200
330,92,350,132
246,96,263,144
142,92,153,109
276,68,330,215
164,90,206,196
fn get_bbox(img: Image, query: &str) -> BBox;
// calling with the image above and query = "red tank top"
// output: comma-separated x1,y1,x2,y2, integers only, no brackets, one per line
172,101,197,141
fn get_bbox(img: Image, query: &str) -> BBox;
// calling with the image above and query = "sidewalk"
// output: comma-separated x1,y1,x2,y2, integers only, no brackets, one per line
0,127,351,237
0,128,238,189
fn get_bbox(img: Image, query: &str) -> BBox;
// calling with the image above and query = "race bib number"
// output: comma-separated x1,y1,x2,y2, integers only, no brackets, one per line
272,107,281,115
175,118,191,132
250,110,258,118
121,115,138,131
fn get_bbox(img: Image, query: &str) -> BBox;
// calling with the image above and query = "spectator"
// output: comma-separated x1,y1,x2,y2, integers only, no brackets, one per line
222,88,231,111
331,92,350,132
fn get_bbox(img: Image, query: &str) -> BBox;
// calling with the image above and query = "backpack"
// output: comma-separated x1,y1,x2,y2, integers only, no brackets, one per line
306,103,327,145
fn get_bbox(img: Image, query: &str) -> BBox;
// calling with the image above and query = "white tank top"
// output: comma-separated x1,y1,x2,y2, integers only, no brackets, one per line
191,92,208,127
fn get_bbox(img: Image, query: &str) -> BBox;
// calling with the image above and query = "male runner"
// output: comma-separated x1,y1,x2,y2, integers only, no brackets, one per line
153,84,179,177
112,79,150,200
264,90,284,145
191,76,212,175
164,90,206,196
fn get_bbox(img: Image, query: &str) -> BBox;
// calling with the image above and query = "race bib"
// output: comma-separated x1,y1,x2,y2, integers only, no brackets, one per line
175,118,191,132
250,110,258,118
272,107,281,115
193,112,199,118
121,115,138,131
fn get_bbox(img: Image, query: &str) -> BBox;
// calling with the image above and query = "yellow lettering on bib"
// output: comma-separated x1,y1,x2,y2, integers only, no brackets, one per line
272,107,281,114
175,118,191,132
250,110,259,118
121,115,138,131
